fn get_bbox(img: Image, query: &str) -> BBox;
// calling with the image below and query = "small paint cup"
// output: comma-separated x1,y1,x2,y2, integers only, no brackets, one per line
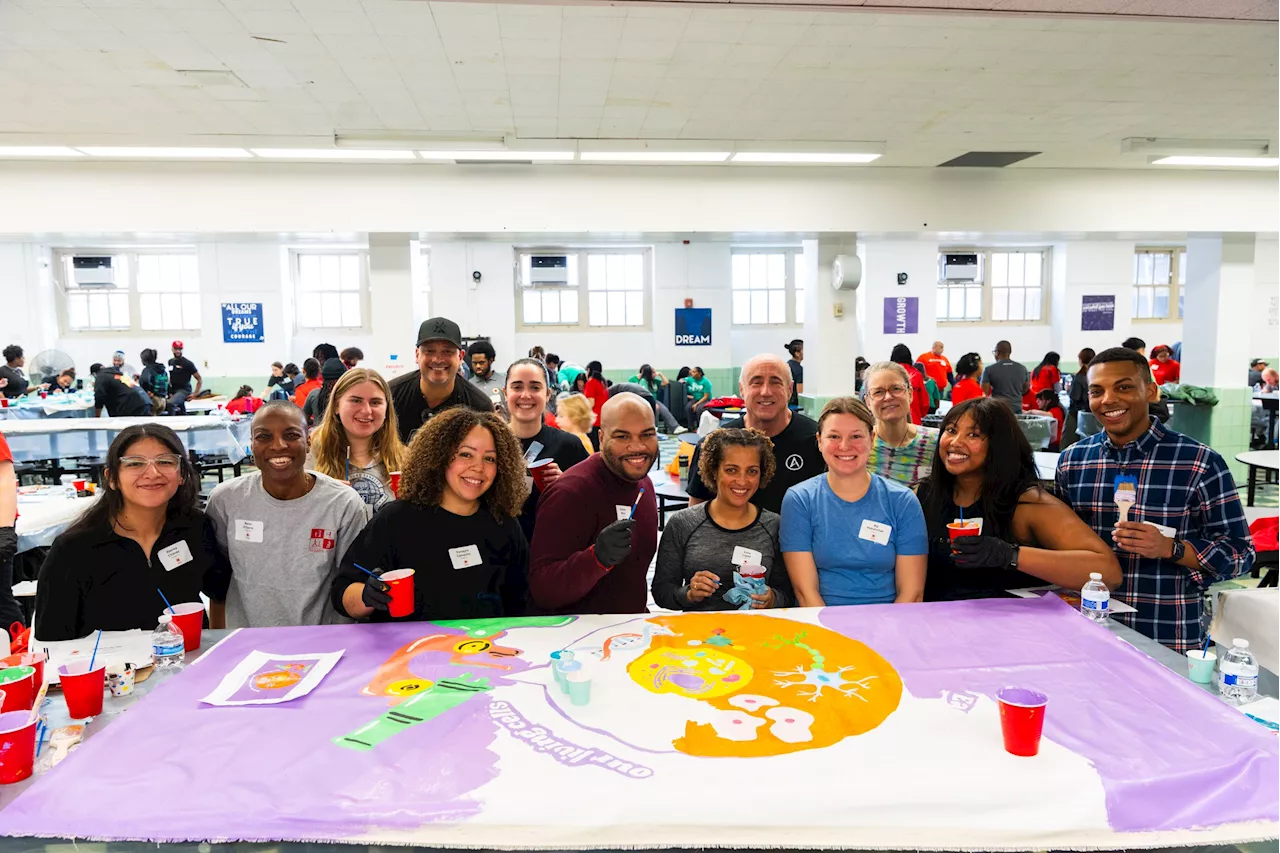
528,457,555,490
947,522,981,541
59,662,106,720
0,399,7,408
73,479,86,492
1186,649,1217,684
388,471,401,498
996,687,1048,757
566,671,591,706
106,662,136,697
0,710,38,784
739,563,766,580
0,666,35,713
19,652,46,692
38,391,47,400
381,569,416,619
169,602,205,652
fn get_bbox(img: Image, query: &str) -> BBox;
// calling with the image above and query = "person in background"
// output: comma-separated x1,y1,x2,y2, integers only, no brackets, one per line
785,340,804,406
1121,337,1147,357
556,394,596,456
267,361,294,400
166,340,201,416
1262,367,1280,393
0,432,23,630
292,359,322,408
652,428,791,612
313,343,340,364
0,345,40,400
1056,347,1254,652
307,368,406,512
225,385,262,416
917,341,954,393
389,318,493,444
950,353,985,405
1248,358,1268,388
557,359,584,393
919,398,1120,602
283,362,301,388
303,358,346,427
93,355,149,418
1171,341,1183,363
889,344,929,424
1030,389,1066,451
34,424,225,640
981,340,1030,413
137,349,168,414
1026,351,1061,411
631,365,684,433
333,407,528,622
582,360,610,430
340,347,363,370
782,397,928,606
205,401,369,629
528,393,659,615
1062,347,1095,450
1149,345,1180,385
686,366,714,423
687,354,823,514
864,361,939,489
854,356,871,393
50,369,76,393
467,340,506,406
916,361,942,414
543,351,562,389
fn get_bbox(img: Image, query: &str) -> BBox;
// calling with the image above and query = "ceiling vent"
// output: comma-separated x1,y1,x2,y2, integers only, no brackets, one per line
937,151,1040,168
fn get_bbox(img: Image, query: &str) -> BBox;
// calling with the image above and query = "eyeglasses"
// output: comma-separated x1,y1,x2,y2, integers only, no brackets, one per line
867,384,908,401
119,454,182,473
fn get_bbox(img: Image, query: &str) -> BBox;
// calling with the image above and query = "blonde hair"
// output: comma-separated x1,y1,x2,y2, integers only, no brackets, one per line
309,368,406,479
557,394,594,433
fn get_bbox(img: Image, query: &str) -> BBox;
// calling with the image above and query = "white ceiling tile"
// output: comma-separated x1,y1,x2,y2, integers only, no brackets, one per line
424,113,474,131
610,59,666,79
621,17,683,41
671,42,733,64
229,10,312,35
317,34,386,59
173,9,247,33
558,37,618,61
557,118,601,136
615,40,677,62
497,14,561,40
502,38,561,60
679,19,749,42
741,22,810,45
561,17,625,42
514,119,559,136
297,10,375,36
503,57,561,76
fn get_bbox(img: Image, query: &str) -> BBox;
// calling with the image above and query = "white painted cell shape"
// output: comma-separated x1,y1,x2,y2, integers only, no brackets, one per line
703,708,767,741
764,706,815,743
727,694,779,712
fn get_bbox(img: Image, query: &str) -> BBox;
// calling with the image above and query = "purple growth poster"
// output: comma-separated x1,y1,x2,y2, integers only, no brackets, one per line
883,296,918,335
1081,295,1116,331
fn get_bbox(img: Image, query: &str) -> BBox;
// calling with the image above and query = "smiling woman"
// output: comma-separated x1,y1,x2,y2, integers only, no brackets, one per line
307,368,407,512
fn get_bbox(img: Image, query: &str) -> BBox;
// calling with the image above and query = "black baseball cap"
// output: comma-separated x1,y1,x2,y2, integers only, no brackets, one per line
416,317,463,348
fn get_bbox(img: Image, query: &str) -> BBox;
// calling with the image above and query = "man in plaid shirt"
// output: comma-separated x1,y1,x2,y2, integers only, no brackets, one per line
1057,347,1254,652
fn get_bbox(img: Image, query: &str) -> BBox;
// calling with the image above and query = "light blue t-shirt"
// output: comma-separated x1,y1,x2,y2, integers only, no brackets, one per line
780,474,928,605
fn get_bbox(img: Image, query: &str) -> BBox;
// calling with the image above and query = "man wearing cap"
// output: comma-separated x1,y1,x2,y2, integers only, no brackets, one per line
1249,359,1268,388
389,317,494,443
167,340,202,416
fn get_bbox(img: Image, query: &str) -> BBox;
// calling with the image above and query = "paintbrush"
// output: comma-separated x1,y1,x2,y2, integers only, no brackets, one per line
1113,474,1137,523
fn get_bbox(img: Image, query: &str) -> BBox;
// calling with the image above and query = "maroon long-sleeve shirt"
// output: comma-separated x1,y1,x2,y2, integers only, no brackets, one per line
528,453,658,615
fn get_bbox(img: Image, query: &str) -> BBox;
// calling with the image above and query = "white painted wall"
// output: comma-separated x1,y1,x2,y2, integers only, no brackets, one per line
1254,236,1279,359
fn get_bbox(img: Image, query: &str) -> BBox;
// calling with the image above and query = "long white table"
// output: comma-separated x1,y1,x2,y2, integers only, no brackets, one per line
0,415,253,464
15,489,95,553
1235,449,1279,507
0,392,95,420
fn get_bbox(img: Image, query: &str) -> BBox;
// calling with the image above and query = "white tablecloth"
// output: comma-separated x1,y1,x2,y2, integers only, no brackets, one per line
0,392,95,420
1212,588,1279,674
15,492,95,553
0,416,253,464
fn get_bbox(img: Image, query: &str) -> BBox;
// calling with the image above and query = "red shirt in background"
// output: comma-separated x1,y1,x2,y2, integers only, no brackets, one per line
1150,358,1181,385
903,364,929,424
226,396,262,415
950,377,984,405
584,377,608,427
917,352,953,391
0,432,11,465
292,378,321,408
1025,364,1060,411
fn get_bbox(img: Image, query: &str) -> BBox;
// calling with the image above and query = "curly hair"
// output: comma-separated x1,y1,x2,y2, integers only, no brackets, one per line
696,428,776,496
309,368,406,481
398,407,529,520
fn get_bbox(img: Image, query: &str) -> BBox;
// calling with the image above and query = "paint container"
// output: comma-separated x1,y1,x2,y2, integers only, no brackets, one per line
388,471,401,498
947,522,981,542
549,651,566,690
0,666,35,713
19,652,45,692
996,687,1047,757
58,662,106,720
170,602,206,652
739,563,766,581
0,710,38,784
106,662,136,697
566,669,591,706
381,569,415,619
528,457,555,491
1186,649,1217,685
556,653,580,696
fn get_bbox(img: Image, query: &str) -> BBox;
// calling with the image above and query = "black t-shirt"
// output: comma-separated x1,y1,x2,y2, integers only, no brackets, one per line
139,363,166,396
34,511,225,641
0,365,29,399
686,413,824,514
333,502,528,622
389,370,496,444
267,374,294,393
918,483,1039,602
94,368,150,417
787,359,803,406
168,356,198,392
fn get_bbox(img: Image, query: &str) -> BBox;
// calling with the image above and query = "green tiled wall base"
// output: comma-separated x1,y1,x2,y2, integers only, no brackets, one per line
1170,387,1253,485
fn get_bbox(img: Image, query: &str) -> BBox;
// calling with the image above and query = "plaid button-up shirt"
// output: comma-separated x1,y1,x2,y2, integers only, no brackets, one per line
1056,418,1254,652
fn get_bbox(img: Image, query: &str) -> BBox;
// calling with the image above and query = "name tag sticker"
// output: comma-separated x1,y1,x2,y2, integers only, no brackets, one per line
157,540,193,571
449,545,483,570
859,519,892,545
234,520,264,543
731,545,763,566
615,505,631,521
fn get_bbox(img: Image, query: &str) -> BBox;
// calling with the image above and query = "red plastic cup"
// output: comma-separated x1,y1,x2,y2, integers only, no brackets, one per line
59,662,106,720
0,399,8,408
389,471,401,498
0,710,37,784
19,652,46,692
169,602,204,652
73,479,86,492
997,687,1048,757
39,391,47,399
528,457,555,490
382,569,415,618
0,667,35,713
947,522,981,542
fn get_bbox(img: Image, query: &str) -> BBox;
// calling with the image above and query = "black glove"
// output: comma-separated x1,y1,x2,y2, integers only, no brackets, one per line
594,519,635,567
0,527,16,564
951,535,1017,569
360,570,392,611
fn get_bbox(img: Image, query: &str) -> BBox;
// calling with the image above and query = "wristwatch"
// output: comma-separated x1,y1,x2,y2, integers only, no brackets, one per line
1169,538,1186,562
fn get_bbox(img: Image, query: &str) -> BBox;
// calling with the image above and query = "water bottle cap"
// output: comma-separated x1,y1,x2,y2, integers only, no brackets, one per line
1233,638,1250,649
1088,572,1102,580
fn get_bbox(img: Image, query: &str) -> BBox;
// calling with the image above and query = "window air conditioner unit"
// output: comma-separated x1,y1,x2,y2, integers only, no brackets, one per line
72,256,117,287
528,255,569,286
942,253,980,281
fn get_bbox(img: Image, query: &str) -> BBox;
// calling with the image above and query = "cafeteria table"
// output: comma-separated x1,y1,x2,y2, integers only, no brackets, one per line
0,415,253,466
1235,449,1280,506
651,470,690,530
14,487,94,553
0,393,94,420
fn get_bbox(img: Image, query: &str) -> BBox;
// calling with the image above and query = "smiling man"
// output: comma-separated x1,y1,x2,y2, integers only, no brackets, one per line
528,393,659,615
389,317,494,443
686,353,823,514
1056,347,1254,652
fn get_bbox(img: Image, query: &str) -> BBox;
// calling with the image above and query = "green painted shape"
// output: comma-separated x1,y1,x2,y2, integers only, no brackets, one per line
434,615,575,638
333,673,493,752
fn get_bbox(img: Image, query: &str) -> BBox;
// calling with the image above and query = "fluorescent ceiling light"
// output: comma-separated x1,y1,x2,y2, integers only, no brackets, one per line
1151,155,1279,167
579,151,730,163
250,148,415,160
417,150,575,161
77,147,252,158
731,152,880,164
0,147,85,157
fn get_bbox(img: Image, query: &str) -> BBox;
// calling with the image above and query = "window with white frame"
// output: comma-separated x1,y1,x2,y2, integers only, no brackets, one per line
294,251,366,329
1133,248,1184,320
937,249,1049,323
57,250,200,333
731,251,799,325
515,249,650,329
137,254,201,330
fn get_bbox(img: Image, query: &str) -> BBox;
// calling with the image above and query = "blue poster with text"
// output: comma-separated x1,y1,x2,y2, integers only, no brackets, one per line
674,308,712,346
222,303,264,343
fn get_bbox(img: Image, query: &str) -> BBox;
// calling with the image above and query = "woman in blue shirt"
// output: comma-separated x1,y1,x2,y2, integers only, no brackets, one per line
781,397,927,606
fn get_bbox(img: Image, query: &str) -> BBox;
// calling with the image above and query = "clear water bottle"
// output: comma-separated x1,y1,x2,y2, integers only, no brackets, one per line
151,614,186,671
1080,572,1110,622
1219,638,1259,706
